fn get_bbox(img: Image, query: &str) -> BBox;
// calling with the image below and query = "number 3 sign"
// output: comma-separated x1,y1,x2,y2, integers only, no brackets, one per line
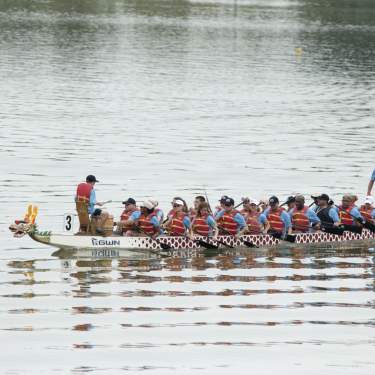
63,213,74,232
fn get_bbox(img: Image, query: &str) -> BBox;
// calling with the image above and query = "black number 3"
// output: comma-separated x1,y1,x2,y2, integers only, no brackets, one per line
65,215,72,231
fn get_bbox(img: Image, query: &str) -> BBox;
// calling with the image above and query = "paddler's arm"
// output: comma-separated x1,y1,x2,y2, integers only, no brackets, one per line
150,216,161,239
259,211,269,234
307,209,321,230
328,208,340,226
280,211,292,235
183,216,193,239
207,215,218,240
234,213,248,238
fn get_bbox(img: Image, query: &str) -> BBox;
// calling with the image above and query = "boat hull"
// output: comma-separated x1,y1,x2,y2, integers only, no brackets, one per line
29,229,375,254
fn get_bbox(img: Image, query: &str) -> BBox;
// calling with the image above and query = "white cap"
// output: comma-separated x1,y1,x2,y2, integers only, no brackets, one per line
242,197,259,205
149,198,158,208
173,199,185,206
364,196,374,205
140,200,154,210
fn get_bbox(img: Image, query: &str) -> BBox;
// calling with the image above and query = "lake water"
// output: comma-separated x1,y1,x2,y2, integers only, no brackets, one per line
1,0,375,373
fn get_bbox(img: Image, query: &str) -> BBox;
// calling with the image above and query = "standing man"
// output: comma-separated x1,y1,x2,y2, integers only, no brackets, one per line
367,168,375,196
75,175,103,233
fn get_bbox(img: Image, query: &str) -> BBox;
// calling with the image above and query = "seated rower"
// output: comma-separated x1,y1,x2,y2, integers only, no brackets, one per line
214,195,229,216
191,202,218,239
189,195,206,220
116,198,139,234
259,196,292,236
288,195,320,233
284,196,296,213
335,194,363,226
124,200,160,238
149,198,164,224
359,196,375,224
240,198,264,235
163,198,191,237
215,197,248,238
90,209,114,237
315,194,340,227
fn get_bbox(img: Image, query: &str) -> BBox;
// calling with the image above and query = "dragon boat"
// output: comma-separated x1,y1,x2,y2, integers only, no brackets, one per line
9,205,375,258
9,222,375,258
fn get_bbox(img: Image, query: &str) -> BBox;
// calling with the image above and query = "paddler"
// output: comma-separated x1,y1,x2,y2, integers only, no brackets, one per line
149,198,164,224
260,196,292,237
124,200,160,238
288,195,320,232
90,209,114,237
240,198,264,235
116,198,139,234
75,175,104,233
189,196,206,220
367,168,375,196
284,196,296,213
335,194,363,226
359,196,375,224
314,194,340,226
214,197,248,238
163,198,191,237
191,202,218,239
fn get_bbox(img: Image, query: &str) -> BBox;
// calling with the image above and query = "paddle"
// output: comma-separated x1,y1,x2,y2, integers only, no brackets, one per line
270,232,296,243
135,226,172,251
185,235,219,250
218,225,258,248
320,224,344,236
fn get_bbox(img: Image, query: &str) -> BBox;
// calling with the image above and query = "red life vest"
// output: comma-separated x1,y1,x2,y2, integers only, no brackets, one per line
168,211,187,236
241,210,261,234
360,205,374,224
192,214,210,236
120,207,138,233
291,206,310,232
339,205,354,225
218,209,239,236
138,212,158,235
266,208,285,233
76,183,92,202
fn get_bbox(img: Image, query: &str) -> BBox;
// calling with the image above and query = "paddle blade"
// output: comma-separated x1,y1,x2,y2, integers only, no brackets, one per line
159,242,172,251
243,240,258,248
284,234,296,243
364,221,375,233
341,224,363,235
197,239,218,250
321,226,344,236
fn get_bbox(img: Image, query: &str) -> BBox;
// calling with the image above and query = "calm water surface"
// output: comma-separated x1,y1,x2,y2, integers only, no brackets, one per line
1,0,375,373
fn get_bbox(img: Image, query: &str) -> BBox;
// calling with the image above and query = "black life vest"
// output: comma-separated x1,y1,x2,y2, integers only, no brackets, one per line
316,207,333,224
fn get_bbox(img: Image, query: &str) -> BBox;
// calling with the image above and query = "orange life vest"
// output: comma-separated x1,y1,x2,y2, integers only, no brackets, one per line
218,209,239,236
241,210,261,234
120,207,138,233
266,208,285,233
192,214,210,236
169,211,188,236
138,212,158,235
291,206,310,232
360,205,374,224
339,205,355,225
76,183,92,202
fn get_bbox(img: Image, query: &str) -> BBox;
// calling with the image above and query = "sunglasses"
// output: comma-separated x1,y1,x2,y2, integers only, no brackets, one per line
173,203,182,208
